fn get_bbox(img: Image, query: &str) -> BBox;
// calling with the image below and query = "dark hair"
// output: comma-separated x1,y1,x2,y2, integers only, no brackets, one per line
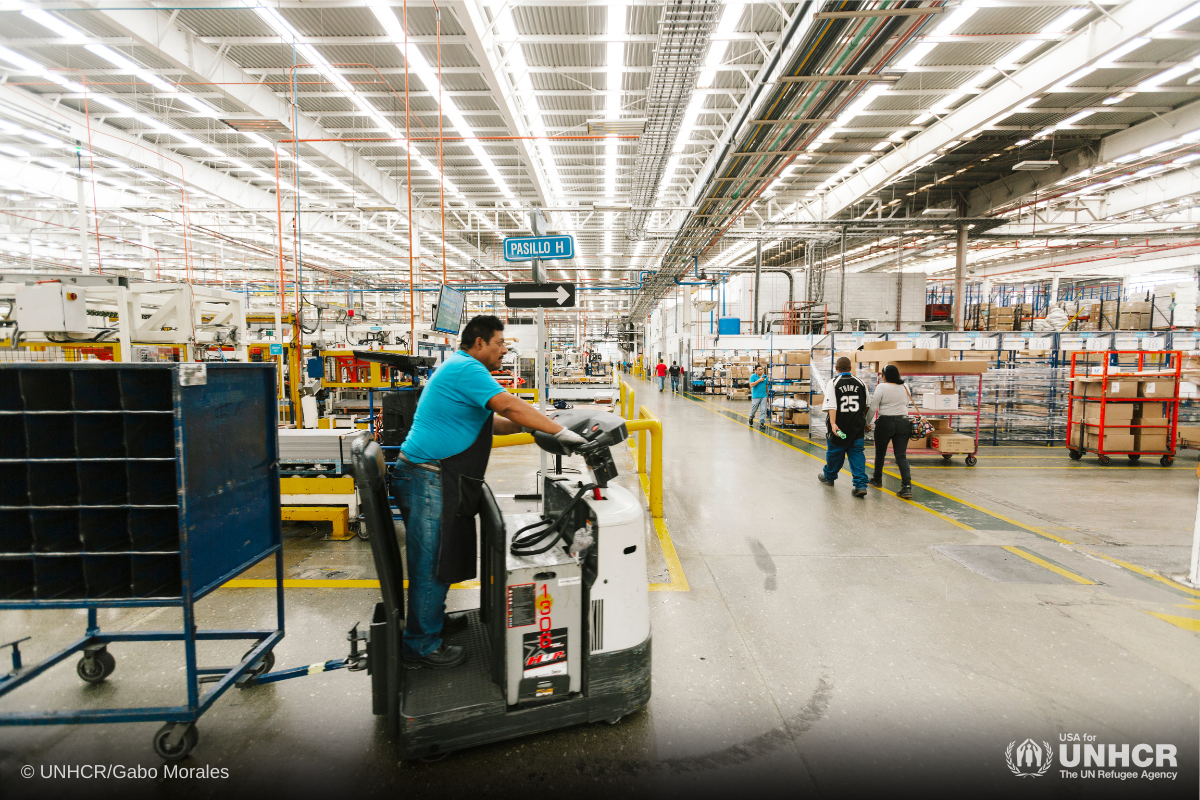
835,356,852,373
460,315,504,350
882,364,904,385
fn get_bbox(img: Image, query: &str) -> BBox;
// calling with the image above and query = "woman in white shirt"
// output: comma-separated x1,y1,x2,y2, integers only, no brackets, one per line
867,364,914,498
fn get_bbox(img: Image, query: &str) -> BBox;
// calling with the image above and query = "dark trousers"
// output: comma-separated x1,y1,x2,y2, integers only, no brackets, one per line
872,415,911,486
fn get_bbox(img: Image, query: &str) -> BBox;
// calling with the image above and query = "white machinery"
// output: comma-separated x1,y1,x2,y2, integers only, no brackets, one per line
0,272,248,362
353,409,651,757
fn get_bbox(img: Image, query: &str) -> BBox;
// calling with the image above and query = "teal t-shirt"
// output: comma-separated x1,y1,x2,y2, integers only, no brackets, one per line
400,350,506,463
749,373,768,399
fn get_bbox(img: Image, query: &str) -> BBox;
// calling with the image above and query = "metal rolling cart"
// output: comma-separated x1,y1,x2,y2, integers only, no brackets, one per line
879,368,984,467
1065,350,1181,466
0,362,286,761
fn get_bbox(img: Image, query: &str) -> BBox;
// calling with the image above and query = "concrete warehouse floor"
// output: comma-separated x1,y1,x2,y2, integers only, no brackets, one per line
1,374,1198,799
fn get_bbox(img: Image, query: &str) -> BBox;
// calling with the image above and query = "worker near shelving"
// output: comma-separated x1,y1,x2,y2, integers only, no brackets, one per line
668,361,682,393
747,364,768,430
867,364,914,500
393,315,588,670
655,359,668,392
819,356,870,497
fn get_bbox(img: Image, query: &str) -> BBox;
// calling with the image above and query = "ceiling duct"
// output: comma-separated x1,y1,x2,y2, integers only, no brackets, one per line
624,0,722,241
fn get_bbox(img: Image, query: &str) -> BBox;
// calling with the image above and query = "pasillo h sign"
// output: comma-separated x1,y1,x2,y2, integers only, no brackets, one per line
503,234,574,262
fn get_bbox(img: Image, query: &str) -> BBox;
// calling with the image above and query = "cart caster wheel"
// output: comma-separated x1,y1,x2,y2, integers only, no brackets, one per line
76,649,116,684
1160,455,1174,466
605,716,623,725
1098,455,1111,466
965,454,977,467
242,647,275,676
942,454,952,462
1069,449,1083,461
1127,454,1141,463
152,723,198,762
355,521,369,541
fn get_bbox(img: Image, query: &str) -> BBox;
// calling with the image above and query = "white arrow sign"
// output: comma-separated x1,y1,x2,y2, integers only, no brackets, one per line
509,285,571,305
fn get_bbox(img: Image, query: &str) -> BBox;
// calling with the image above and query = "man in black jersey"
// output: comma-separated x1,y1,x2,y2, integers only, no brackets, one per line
819,356,870,497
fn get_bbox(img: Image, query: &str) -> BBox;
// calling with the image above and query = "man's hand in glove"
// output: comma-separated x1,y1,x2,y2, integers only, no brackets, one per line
553,427,589,452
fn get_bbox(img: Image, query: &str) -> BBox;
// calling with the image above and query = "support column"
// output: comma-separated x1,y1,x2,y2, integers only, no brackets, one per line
76,173,90,274
752,239,762,335
838,227,846,331
895,236,903,332
954,224,968,330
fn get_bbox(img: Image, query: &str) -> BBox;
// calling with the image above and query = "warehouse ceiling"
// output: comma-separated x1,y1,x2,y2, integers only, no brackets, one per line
0,0,1198,336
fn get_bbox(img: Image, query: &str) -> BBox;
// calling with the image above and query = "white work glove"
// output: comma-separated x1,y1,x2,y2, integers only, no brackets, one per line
553,427,589,451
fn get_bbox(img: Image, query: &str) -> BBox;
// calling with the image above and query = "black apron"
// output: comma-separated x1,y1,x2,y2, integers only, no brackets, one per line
434,415,493,583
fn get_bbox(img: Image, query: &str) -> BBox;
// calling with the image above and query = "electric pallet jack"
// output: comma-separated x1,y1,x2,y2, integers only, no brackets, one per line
351,410,652,758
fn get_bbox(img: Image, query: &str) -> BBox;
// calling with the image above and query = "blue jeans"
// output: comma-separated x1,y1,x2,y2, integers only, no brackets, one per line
823,434,868,489
748,396,767,425
670,376,679,393
658,375,665,391
392,460,449,658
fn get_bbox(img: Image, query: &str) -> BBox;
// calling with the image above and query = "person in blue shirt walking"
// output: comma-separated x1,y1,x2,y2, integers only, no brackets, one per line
747,364,769,429
394,315,588,669
819,356,870,497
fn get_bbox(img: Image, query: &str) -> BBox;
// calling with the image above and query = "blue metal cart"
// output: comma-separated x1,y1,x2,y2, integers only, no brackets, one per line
0,362,286,761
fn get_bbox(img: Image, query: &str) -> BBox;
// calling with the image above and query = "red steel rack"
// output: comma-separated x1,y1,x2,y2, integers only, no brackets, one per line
1065,350,1181,466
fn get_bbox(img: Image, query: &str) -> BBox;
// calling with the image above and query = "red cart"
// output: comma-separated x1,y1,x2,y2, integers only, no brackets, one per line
1066,350,1180,466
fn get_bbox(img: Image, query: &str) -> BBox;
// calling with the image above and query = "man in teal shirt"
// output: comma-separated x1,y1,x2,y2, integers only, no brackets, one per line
395,315,586,669
748,364,769,430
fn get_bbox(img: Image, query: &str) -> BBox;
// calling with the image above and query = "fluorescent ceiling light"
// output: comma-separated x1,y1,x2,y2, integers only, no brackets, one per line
21,9,85,40
1153,2,1200,33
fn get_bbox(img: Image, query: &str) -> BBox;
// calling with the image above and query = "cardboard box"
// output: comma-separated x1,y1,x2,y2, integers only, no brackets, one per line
862,341,898,351
1073,379,1138,399
1135,430,1169,452
1072,400,1134,422
928,418,952,432
1139,378,1177,398
922,392,959,410
1132,415,1168,428
929,433,974,453
1136,400,1170,418
784,410,810,426
1177,425,1200,447
1084,427,1135,451
771,365,806,380
783,351,810,365
929,360,988,375
884,348,931,361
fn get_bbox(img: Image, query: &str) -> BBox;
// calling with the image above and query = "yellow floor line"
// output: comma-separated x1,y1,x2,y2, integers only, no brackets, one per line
222,579,481,590
1001,546,1096,585
1082,550,1200,597
1145,611,1200,632
627,441,690,592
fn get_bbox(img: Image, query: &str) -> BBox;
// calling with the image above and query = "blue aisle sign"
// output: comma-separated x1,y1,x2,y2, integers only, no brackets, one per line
503,234,574,262
269,343,283,355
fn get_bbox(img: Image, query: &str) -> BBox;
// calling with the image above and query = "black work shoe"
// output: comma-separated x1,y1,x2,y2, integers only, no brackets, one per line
868,478,883,488
817,474,835,487
442,612,469,636
852,487,867,498
898,485,913,499
402,644,466,670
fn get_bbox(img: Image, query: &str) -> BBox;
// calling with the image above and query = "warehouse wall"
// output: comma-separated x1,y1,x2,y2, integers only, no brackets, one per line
823,272,928,330
692,272,926,331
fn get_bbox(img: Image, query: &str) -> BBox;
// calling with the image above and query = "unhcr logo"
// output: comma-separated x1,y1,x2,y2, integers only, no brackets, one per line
1006,739,1053,777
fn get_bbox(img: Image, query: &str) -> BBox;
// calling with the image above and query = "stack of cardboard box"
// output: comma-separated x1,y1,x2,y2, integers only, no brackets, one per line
1069,374,1178,452
925,418,974,453
853,341,988,375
